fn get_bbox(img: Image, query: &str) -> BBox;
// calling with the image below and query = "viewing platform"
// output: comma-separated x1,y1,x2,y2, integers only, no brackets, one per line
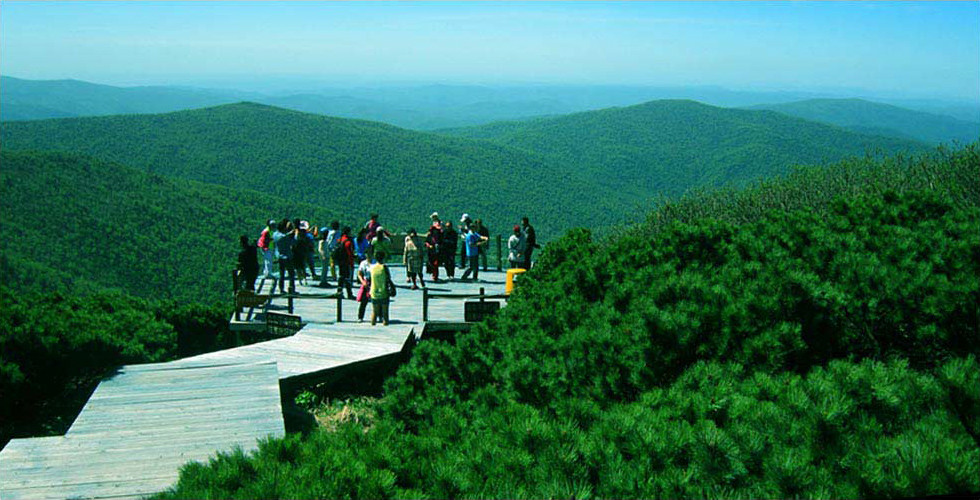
0,265,513,500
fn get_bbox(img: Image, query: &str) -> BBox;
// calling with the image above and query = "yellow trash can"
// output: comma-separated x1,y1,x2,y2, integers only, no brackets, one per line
505,268,526,295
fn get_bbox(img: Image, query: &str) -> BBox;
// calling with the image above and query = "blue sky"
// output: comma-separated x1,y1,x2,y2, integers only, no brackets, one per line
2,1,978,100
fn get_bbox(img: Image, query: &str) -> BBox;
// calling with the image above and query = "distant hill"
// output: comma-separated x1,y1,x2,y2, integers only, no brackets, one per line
0,76,247,121
0,103,630,241
0,149,341,303
747,98,980,145
440,99,926,200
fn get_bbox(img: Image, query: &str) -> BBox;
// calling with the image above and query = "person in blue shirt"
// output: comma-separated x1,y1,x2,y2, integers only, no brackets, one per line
459,228,488,281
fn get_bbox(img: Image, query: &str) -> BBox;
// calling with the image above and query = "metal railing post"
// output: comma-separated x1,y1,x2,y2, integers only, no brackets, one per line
336,293,342,323
233,270,241,321
423,288,429,322
288,271,295,314
479,287,485,302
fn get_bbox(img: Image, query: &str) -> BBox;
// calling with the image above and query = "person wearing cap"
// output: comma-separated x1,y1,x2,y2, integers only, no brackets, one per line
257,219,276,279
440,221,458,279
508,224,526,269
403,228,426,290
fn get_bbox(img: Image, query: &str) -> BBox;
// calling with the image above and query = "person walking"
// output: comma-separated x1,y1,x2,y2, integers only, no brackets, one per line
237,235,259,291
356,255,372,322
508,224,526,269
404,228,426,290
522,216,539,270
441,221,458,279
257,219,276,279
336,226,356,299
460,227,488,281
370,252,396,326
475,219,490,271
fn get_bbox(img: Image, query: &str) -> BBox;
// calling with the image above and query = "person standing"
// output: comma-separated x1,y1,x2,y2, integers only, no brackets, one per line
475,219,490,271
321,221,340,282
364,213,381,241
336,226,356,299
257,219,276,279
370,226,392,262
354,228,370,263
370,252,396,326
302,220,318,280
403,228,426,290
424,215,442,282
292,221,314,285
237,235,260,291
356,255,373,322
508,224,526,269
441,221,458,279
274,220,295,293
460,227,488,281
459,213,472,268
522,216,538,270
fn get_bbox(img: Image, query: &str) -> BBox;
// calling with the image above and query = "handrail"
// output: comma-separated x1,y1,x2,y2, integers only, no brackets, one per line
233,269,344,322
422,286,509,322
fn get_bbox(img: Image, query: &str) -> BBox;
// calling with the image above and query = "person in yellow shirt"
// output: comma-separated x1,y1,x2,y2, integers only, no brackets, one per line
370,252,396,326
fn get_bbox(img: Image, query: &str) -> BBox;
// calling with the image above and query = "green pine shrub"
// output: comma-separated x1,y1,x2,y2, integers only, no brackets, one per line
156,143,980,499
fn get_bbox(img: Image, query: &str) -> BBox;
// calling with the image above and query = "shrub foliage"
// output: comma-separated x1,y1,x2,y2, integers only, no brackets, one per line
156,145,980,499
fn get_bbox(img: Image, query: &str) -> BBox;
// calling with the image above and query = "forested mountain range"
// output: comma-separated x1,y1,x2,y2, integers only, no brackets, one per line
0,76,248,121
5,75,978,130
0,149,339,303
1,100,927,243
0,103,630,242
747,98,980,145
440,99,926,199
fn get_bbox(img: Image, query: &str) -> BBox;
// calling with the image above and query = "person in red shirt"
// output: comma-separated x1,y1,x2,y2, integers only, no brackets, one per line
336,226,356,299
257,219,276,279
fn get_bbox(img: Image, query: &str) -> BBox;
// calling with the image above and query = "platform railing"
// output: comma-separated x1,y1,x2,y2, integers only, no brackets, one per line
421,286,510,322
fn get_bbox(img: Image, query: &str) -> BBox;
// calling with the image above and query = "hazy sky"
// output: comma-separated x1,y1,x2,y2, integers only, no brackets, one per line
2,1,978,100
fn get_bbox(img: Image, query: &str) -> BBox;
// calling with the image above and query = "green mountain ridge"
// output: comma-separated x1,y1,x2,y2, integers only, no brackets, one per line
0,102,631,241
746,98,980,145
440,99,926,199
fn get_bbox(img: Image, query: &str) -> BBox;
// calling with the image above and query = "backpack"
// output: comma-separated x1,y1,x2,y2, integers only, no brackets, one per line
331,241,346,264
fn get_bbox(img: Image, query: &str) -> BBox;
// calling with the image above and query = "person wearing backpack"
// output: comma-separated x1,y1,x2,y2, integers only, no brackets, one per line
335,226,356,299
370,251,397,326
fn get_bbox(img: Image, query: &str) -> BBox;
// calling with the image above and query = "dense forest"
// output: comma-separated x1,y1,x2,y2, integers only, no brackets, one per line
748,98,980,145
0,150,339,303
147,144,979,499
440,100,926,201
0,103,628,241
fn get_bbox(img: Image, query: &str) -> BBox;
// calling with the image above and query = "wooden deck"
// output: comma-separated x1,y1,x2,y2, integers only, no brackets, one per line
0,264,509,499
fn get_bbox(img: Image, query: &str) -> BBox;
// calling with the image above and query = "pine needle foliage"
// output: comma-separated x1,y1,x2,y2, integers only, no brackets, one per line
154,143,978,499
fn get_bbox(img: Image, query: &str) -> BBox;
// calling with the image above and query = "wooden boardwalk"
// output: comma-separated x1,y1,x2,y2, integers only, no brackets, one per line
0,265,508,499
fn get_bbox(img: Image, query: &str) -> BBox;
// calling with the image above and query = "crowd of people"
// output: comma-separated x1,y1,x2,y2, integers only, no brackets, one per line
236,213,539,326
